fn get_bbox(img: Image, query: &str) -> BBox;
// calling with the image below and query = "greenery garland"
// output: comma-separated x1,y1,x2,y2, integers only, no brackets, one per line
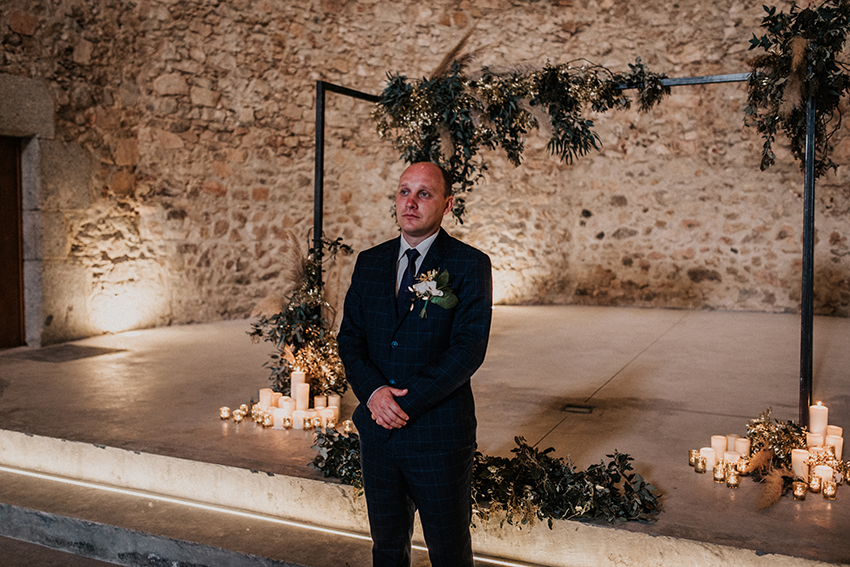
372,58,669,222
248,237,352,397
311,431,661,526
745,0,850,176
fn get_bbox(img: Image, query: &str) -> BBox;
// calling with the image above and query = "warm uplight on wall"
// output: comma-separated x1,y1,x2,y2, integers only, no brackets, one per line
88,276,168,334
492,268,524,304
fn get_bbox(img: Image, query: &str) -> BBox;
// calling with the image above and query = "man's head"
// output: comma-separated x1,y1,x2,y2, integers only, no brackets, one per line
395,162,454,246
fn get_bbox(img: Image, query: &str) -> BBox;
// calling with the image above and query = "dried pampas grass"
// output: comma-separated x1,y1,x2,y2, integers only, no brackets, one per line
779,36,809,117
757,467,791,510
745,449,773,474
251,229,307,318
430,23,479,79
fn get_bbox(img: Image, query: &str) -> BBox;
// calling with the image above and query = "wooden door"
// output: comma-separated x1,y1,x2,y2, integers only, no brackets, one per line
0,136,24,348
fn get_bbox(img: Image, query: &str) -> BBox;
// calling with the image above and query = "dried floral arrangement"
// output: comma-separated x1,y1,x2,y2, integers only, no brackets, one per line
248,236,353,397
746,0,850,176
311,431,660,526
743,408,847,508
372,58,669,223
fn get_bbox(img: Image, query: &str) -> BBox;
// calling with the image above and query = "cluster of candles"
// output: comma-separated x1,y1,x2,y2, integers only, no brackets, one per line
688,402,845,501
219,370,353,433
688,433,751,489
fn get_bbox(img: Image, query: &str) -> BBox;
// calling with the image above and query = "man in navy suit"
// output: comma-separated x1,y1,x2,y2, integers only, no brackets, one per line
337,162,493,566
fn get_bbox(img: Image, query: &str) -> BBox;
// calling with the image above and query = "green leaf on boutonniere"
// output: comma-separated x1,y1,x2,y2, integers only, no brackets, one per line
411,269,458,318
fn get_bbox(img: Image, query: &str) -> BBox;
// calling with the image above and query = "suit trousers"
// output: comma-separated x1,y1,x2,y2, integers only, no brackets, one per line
360,439,475,567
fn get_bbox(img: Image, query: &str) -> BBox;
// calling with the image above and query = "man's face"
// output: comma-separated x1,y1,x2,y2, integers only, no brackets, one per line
395,163,453,245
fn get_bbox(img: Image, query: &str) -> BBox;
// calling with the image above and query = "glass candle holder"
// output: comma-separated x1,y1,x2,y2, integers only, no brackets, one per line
326,418,336,431
809,474,823,493
792,480,807,500
694,456,707,473
219,406,231,419
263,413,273,427
232,410,244,424
713,460,727,483
823,480,837,500
312,416,323,429
688,449,700,467
726,471,741,489
239,403,249,414
735,458,749,476
303,416,313,430
342,420,355,434
282,416,293,429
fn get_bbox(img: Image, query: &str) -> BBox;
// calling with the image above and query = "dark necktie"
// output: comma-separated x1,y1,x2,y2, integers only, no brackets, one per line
397,248,420,314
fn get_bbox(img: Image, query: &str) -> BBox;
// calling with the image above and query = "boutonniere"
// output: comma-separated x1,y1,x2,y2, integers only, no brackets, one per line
410,269,459,318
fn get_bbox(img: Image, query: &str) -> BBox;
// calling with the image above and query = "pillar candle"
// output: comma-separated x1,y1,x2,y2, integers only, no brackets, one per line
278,395,292,408
281,398,296,418
826,425,843,437
258,388,274,410
314,395,327,409
700,447,717,471
328,394,341,409
814,464,834,483
791,449,809,479
809,402,828,438
327,405,340,422
320,407,336,429
734,437,751,456
724,451,740,464
711,436,727,459
807,433,824,448
271,392,282,407
825,435,844,460
725,434,740,451
292,410,306,430
272,408,288,429
295,382,310,411
291,370,306,389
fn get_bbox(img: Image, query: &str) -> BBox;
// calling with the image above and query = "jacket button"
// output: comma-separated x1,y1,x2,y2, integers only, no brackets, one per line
389,379,396,385
391,341,398,347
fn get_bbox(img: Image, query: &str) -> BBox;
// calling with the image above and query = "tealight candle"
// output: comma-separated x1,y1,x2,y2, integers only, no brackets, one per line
809,474,823,493
711,436,727,460
326,417,336,431
688,449,700,466
694,456,707,473
239,404,249,414
807,433,824,448
283,416,292,429
232,410,244,423
700,447,717,471
726,434,740,451
713,460,727,483
809,402,828,438
263,413,273,427
312,416,323,429
219,406,231,419
823,480,837,500
342,420,355,434
792,481,807,500
734,437,751,457
726,470,741,489
825,435,843,460
791,449,810,479
735,458,749,476
304,416,314,430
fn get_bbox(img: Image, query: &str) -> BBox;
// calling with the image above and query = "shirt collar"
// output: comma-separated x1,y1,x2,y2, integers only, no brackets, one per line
398,230,439,263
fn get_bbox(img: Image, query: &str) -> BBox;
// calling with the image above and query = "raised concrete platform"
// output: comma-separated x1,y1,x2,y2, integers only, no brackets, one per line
0,306,848,566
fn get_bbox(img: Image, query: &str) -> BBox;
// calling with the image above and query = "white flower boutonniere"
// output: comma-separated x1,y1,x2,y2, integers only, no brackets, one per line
410,269,459,318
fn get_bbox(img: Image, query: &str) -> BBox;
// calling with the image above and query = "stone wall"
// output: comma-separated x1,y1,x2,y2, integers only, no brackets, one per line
2,0,849,343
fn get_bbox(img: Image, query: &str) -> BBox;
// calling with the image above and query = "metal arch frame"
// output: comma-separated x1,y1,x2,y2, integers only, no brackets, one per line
312,73,818,427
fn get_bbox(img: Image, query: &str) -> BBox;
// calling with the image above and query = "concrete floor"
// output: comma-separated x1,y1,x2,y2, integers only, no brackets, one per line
0,305,848,565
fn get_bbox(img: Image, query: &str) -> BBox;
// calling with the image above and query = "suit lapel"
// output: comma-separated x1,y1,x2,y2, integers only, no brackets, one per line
393,229,450,330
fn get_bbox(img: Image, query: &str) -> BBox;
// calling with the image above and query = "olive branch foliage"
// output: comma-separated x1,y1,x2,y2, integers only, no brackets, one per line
248,237,352,397
746,0,850,176
373,58,669,223
311,432,661,526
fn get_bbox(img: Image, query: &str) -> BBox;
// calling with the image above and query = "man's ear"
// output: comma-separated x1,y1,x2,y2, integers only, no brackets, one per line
443,195,454,216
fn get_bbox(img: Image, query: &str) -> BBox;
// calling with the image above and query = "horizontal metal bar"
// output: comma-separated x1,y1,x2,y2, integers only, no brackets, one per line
319,81,381,103
661,72,751,86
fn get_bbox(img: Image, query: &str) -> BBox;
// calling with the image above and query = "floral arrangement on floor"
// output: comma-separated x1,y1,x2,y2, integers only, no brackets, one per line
248,235,352,397
742,408,847,508
372,57,669,223
311,430,661,527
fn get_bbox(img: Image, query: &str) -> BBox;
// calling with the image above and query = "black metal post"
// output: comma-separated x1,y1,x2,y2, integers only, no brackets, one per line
799,93,817,427
313,81,326,261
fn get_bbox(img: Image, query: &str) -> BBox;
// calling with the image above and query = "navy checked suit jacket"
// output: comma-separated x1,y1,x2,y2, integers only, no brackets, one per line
337,228,493,452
